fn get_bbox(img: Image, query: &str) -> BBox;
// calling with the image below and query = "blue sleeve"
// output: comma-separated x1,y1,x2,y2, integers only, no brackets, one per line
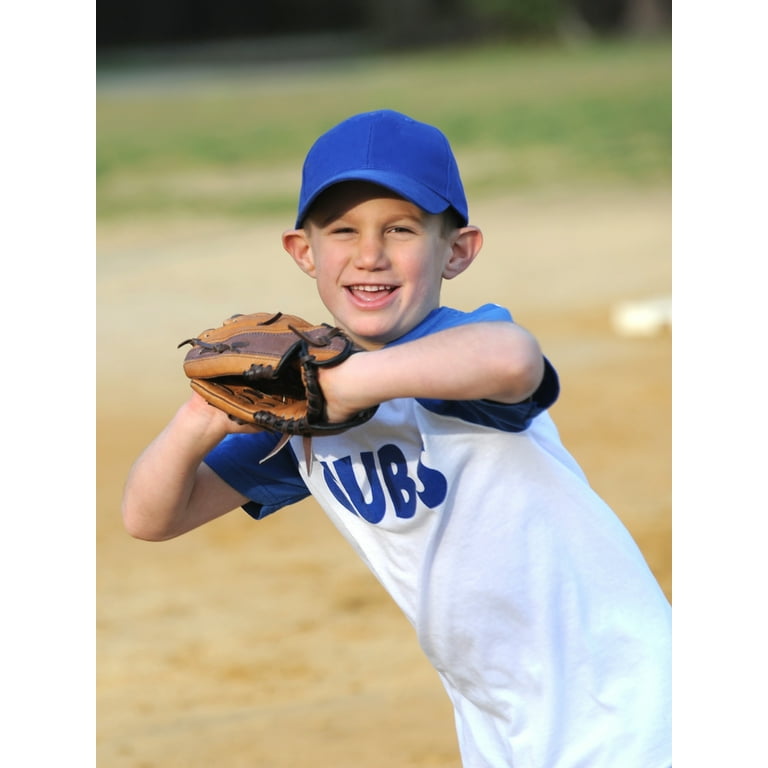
416,357,559,432
390,303,515,342
203,432,311,520
392,304,560,432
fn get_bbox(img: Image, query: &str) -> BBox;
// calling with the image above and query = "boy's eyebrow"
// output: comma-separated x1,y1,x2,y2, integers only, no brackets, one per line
314,208,429,230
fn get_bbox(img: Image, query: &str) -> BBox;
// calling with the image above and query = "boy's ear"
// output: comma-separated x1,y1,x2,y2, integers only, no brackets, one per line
443,226,483,280
282,229,316,277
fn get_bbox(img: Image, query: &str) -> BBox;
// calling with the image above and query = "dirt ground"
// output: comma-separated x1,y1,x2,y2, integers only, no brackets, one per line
97,184,671,767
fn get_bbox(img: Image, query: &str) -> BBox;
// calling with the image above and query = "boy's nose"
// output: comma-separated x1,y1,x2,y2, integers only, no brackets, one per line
354,235,388,270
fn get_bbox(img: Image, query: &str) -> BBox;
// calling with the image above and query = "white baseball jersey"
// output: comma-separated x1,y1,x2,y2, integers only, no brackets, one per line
205,304,672,768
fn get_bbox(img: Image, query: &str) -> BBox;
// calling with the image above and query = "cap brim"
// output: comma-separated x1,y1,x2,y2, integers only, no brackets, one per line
296,169,458,227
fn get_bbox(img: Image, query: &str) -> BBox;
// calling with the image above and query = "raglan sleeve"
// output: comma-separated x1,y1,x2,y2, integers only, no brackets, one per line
402,303,560,432
203,432,311,519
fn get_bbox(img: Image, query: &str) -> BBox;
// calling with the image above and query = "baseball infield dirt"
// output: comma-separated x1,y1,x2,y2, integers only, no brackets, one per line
97,184,671,767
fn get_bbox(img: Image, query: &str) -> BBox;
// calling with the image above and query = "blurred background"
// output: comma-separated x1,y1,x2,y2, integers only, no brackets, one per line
97,0,670,222
97,3,671,766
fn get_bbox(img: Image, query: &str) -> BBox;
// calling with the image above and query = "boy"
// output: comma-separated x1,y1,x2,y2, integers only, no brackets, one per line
122,109,671,767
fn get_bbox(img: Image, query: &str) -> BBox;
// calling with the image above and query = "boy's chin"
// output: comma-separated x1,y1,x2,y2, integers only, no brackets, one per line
337,320,397,350
338,307,435,349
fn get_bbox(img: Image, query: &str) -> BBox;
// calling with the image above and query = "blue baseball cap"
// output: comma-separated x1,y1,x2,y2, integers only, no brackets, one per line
295,109,469,228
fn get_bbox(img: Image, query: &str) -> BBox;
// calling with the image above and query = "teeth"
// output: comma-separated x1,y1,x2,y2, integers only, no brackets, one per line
351,285,391,292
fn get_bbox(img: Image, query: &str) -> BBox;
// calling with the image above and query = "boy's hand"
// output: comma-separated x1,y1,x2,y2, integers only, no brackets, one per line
185,391,269,436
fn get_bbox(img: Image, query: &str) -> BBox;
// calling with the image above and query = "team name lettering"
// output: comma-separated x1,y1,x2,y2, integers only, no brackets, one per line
320,444,447,523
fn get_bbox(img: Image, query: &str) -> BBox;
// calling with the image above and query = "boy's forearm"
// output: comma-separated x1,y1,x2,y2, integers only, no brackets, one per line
321,322,545,419
121,396,234,541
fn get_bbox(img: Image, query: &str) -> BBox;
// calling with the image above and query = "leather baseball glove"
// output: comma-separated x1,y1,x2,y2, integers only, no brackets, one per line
178,312,377,443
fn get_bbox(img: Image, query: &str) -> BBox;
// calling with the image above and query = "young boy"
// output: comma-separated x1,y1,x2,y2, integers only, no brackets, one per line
122,109,671,767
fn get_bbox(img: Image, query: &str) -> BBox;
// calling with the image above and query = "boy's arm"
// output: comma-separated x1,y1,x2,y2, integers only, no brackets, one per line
319,321,545,423
121,393,257,542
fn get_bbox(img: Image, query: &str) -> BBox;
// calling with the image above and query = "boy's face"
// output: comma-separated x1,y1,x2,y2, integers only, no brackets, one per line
283,182,480,348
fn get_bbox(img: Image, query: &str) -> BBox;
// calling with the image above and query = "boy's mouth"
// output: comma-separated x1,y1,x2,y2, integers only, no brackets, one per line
346,284,397,303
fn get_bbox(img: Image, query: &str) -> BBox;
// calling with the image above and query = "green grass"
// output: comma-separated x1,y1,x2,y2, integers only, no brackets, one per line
97,38,670,220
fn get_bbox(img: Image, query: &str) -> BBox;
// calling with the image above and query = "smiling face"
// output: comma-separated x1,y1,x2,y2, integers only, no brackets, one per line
283,182,482,348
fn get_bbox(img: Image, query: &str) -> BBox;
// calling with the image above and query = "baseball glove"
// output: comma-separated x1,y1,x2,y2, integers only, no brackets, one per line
178,312,378,441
